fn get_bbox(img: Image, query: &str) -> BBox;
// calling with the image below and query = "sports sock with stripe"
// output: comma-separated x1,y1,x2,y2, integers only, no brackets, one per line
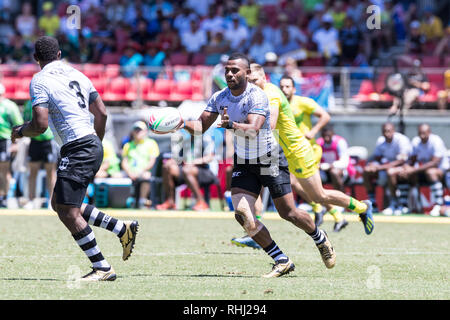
308,226,326,245
327,207,344,222
72,225,111,271
263,241,288,262
347,197,368,214
397,183,410,208
430,182,444,206
82,204,126,238
311,202,323,214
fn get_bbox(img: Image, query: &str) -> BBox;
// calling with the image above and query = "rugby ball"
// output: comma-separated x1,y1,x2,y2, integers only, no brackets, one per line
147,107,183,134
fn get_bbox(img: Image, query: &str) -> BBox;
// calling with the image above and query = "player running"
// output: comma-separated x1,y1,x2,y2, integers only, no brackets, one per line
179,53,336,277
11,36,138,281
247,64,373,235
279,75,348,232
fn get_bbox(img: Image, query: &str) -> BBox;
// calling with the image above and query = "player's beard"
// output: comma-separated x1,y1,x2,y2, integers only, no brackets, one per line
227,76,245,91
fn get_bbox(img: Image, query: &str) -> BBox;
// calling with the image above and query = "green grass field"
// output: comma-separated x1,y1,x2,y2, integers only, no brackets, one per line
0,210,448,300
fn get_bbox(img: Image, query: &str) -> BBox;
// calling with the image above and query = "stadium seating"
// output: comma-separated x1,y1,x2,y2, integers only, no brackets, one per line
103,77,129,101
147,78,172,101
140,77,154,101
14,77,32,99
169,52,190,66
81,63,104,79
1,77,16,99
16,64,39,78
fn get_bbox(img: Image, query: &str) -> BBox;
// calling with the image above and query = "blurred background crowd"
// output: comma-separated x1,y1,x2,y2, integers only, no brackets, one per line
0,0,448,68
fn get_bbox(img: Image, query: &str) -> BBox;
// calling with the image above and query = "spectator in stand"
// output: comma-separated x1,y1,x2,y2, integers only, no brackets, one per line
121,121,160,209
346,0,365,26
211,54,228,93
437,69,450,111
275,27,299,56
173,7,197,35
201,5,226,38
156,128,217,212
38,2,60,37
406,20,426,54
389,59,430,115
8,33,32,63
148,0,174,21
105,0,127,25
15,2,36,42
204,31,230,65
180,19,207,54
394,124,449,216
434,25,450,61
329,0,347,30
248,29,274,65
307,3,326,34
0,83,23,208
131,19,152,48
224,13,249,52
316,125,355,194
120,42,144,78
156,20,180,54
280,0,304,25
96,138,122,179
274,13,308,49
91,16,115,63
312,14,341,65
363,122,412,214
238,0,260,29
420,8,444,43
143,42,166,80
185,0,213,18
339,16,362,65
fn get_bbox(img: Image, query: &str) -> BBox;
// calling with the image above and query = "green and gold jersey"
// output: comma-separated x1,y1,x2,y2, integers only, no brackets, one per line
0,98,23,139
23,100,54,141
289,95,320,145
263,82,306,157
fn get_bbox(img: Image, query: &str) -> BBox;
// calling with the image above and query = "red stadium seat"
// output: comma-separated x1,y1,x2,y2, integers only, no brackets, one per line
103,77,128,101
91,78,107,96
147,78,172,101
1,77,16,99
100,52,121,65
140,78,154,101
191,53,206,66
191,81,204,100
421,55,441,68
125,79,138,101
301,58,324,66
169,52,189,66
353,80,375,101
82,64,104,79
14,77,32,99
104,64,120,78
16,64,39,77
170,81,193,101
0,64,16,77
427,73,445,90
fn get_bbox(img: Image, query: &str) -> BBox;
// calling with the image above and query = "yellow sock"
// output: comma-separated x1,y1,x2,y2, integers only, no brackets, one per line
311,202,323,213
328,207,344,223
348,197,367,214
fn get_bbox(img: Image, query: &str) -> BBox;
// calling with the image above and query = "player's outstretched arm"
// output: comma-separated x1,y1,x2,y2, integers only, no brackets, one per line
89,94,107,141
184,110,218,135
11,104,48,142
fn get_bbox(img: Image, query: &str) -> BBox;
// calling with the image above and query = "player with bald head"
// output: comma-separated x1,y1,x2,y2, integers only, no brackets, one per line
182,53,336,277
396,124,449,216
363,122,412,215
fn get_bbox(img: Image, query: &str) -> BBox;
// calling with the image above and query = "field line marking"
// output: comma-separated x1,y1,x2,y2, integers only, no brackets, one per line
0,209,449,224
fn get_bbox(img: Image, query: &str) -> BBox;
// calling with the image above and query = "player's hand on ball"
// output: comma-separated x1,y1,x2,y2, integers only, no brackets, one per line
218,108,231,128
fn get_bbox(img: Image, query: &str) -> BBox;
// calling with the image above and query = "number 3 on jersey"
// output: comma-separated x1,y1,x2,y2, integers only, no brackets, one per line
69,81,87,108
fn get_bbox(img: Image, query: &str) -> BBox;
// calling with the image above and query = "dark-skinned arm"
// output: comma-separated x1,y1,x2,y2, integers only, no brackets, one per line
11,105,48,142
89,94,107,141
184,110,219,135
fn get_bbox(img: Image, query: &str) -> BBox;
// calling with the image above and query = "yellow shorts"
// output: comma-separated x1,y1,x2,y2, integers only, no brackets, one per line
285,139,319,179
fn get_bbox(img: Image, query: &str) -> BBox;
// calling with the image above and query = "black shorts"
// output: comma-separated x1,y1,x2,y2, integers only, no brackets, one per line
231,162,292,199
0,139,10,162
54,134,103,207
28,139,57,163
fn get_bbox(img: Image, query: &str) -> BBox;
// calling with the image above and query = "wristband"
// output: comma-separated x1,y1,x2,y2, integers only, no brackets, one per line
226,120,234,129
17,126,24,138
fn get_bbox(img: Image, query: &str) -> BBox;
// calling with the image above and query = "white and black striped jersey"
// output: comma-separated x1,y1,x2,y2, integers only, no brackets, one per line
29,60,97,146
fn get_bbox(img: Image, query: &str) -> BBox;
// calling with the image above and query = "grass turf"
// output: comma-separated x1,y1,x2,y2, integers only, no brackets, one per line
0,211,448,300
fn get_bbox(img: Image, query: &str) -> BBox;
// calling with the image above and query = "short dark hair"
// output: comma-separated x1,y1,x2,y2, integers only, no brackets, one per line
228,52,250,68
280,75,295,86
322,124,334,133
34,36,60,63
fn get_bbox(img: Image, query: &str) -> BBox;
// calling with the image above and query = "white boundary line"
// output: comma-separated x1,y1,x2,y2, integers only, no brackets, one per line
0,209,449,224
